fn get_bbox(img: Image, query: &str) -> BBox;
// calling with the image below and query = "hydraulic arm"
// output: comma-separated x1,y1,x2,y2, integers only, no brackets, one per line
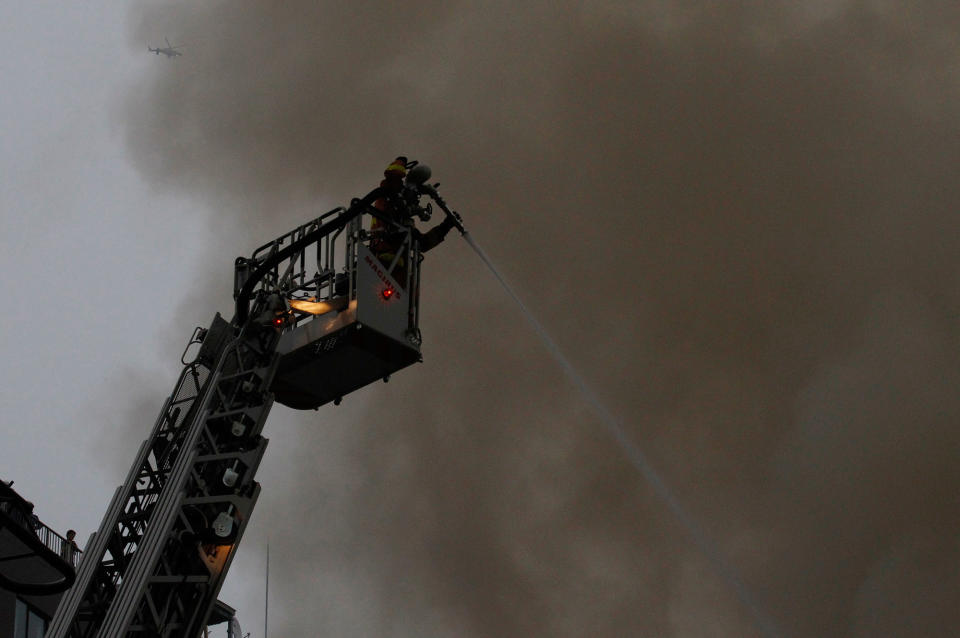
49,174,461,637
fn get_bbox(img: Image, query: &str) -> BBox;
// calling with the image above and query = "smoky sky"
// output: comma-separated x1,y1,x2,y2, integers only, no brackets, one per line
120,2,960,636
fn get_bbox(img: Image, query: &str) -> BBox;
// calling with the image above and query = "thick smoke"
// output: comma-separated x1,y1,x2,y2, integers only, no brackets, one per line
123,2,960,636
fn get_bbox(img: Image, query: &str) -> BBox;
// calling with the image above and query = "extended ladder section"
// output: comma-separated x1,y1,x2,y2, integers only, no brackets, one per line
49,187,436,637
47,316,278,638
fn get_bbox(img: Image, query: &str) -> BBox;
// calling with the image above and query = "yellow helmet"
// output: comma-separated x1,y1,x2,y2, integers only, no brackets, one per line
384,156,408,178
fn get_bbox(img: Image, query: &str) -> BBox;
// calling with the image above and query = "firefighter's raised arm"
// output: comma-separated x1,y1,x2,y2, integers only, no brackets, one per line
415,214,458,253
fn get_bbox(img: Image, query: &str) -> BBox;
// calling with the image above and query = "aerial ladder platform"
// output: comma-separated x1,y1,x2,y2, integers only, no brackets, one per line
48,165,464,638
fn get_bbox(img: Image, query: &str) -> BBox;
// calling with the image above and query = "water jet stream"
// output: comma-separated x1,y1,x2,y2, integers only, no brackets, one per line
460,231,784,638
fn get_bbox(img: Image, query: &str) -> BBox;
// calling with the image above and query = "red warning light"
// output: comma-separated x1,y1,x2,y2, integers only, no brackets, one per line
381,287,395,300
272,316,285,328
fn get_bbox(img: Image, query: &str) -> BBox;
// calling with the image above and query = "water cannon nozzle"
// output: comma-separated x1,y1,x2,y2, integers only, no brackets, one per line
406,164,432,186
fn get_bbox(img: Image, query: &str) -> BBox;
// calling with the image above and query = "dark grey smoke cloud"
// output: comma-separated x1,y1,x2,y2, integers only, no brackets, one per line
122,2,960,636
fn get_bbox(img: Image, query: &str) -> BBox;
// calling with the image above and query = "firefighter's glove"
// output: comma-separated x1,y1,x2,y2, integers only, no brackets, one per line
439,215,457,233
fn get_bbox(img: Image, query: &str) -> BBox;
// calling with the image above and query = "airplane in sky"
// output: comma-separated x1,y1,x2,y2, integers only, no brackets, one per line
149,37,182,58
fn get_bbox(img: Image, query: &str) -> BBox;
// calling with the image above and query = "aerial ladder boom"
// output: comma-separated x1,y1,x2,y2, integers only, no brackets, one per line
49,175,459,637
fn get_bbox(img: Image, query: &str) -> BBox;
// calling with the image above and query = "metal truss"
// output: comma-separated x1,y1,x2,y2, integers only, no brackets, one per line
49,316,281,638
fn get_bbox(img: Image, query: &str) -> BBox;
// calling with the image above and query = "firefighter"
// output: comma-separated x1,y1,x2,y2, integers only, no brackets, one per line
369,156,457,285
369,156,409,260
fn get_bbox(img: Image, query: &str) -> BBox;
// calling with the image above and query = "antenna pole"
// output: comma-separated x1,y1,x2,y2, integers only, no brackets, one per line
264,543,270,638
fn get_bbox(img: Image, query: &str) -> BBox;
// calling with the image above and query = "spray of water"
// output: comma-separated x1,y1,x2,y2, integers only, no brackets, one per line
460,231,785,638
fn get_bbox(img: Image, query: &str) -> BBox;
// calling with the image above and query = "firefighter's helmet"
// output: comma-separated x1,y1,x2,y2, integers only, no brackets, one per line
384,157,408,178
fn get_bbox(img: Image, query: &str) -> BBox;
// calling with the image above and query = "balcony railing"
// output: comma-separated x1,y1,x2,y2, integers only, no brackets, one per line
0,484,82,568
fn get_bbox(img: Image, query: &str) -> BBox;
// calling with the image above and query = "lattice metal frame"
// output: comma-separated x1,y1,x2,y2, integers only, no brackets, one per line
49,317,280,638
